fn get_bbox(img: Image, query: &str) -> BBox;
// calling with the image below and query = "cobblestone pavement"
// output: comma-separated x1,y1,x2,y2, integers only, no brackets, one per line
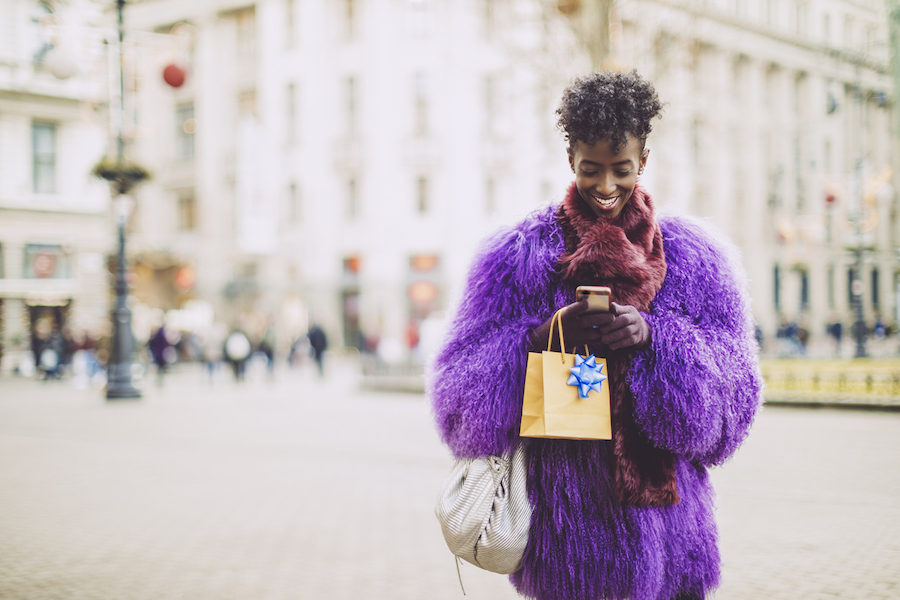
1,364,898,600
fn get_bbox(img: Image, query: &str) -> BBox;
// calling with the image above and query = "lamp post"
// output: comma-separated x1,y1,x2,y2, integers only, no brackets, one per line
850,189,868,359
848,74,869,359
95,0,147,399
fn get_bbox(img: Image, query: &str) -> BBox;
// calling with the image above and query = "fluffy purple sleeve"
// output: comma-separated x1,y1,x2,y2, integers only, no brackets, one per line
429,211,562,458
629,217,762,466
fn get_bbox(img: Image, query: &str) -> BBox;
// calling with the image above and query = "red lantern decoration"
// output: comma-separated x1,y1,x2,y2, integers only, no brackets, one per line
175,266,196,291
163,63,186,88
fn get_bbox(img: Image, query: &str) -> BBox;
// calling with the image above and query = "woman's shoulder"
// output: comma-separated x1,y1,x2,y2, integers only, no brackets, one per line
655,213,751,313
491,203,561,242
475,204,564,266
657,214,742,272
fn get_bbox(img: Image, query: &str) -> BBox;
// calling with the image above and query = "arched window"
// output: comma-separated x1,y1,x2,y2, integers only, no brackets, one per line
30,2,55,64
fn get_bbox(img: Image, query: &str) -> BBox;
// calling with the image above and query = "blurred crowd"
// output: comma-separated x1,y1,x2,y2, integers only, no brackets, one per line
768,316,898,358
12,318,337,389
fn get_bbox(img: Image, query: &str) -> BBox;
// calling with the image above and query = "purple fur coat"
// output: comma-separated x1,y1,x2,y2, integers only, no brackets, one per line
430,200,762,600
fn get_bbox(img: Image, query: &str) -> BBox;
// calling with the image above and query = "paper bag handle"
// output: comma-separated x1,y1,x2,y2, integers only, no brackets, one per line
547,308,589,363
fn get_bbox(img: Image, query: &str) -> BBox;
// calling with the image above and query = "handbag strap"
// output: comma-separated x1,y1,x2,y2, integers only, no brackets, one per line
547,307,589,363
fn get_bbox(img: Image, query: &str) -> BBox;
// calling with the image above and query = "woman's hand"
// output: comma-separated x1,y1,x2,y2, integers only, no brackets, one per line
529,301,651,353
595,303,652,350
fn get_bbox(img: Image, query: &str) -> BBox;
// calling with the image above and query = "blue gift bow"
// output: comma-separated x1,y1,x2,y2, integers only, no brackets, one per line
567,353,607,399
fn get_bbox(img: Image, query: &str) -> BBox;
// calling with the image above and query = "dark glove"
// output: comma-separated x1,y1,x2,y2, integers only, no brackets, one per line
591,302,652,351
529,301,652,353
528,299,608,353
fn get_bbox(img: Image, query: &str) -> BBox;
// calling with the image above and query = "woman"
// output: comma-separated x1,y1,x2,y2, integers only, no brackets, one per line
430,70,762,600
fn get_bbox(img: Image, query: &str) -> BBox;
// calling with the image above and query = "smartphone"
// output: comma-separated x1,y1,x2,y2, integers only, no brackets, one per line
575,286,611,313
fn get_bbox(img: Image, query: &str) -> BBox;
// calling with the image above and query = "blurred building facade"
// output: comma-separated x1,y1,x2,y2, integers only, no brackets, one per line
0,0,113,373
123,0,897,359
125,0,582,359
618,0,896,355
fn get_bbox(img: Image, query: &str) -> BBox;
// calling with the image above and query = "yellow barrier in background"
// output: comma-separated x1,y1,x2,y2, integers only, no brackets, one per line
761,359,900,396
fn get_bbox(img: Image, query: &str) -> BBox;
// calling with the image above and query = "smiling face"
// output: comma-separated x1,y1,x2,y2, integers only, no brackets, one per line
568,134,649,221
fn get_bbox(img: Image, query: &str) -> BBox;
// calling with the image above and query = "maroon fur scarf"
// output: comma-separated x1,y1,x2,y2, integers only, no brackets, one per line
557,182,680,507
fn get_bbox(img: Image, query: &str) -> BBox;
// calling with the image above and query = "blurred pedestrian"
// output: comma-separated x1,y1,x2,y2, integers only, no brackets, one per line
307,324,327,378
39,329,65,380
288,336,307,368
148,326,170,386
225,330,251,382
61,326,75,373
828,320,843,357
257,335,275,377
874,315,886,339
201,323,227,384
796,318,809,356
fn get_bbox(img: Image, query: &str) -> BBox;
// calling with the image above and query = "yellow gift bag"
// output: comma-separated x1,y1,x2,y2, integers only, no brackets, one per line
520,308,612,440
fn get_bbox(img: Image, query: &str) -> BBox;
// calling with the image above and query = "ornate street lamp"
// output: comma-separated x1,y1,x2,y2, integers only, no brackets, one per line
91,0,150,399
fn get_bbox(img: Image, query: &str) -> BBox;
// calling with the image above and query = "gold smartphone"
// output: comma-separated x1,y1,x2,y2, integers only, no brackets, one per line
575,285,611,313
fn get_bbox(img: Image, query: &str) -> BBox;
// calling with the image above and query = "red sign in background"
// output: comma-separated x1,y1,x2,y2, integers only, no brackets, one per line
32,252,57,278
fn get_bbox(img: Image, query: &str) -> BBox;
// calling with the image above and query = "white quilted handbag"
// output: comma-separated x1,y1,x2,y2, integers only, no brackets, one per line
435,444,531,574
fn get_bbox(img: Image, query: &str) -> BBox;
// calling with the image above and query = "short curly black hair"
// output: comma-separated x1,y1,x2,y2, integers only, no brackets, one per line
556,70,663,155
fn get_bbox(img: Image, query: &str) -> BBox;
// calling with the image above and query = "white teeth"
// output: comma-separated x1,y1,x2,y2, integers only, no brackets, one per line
594,196,618,208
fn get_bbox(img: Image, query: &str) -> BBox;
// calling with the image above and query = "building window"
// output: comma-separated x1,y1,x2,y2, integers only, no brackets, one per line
731,56,746,100
828,264,835,308
345,0,357,39
482,0,495,39
766,0,777,27
866,23,878,50
416,176,429,214
238,89,257,118
843,16,855,49
800,270,809,311
286,82,297,145
872,268,880,308
288,182,300,223
848,267,857,305
541,180,552,203
235,7,256,62
795,1,808,36
285,0,295,47
23,244,71,279
483,74,496,135
794,134,804,211
764,65,777,109
691,119,702,169
537,82,553,146
346,75,357,135
774,264,781,311
413,71,428,135
485,177,496,215
176,104,196,161
32,121,56,194
347,177,358,219
407,0,432,35
177,190,197,231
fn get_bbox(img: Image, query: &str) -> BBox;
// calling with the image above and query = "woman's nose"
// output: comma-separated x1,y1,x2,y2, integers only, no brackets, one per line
598,174,616,196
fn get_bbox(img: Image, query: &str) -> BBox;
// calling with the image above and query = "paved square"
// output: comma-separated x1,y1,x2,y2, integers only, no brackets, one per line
1,366,898,599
